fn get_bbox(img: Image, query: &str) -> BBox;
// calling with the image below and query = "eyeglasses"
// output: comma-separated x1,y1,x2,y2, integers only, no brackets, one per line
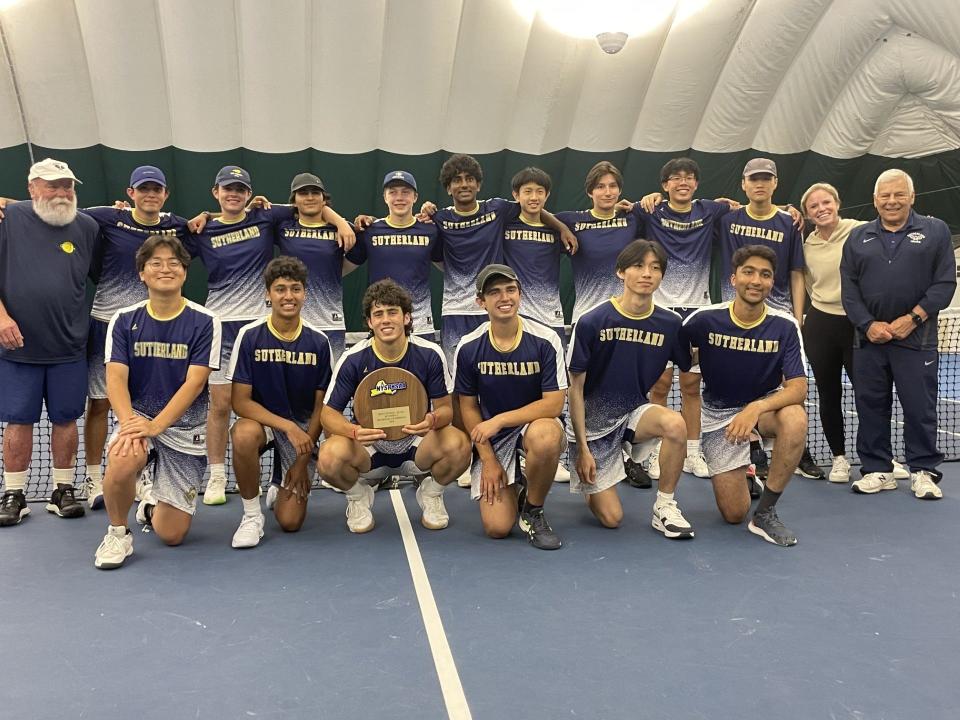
666,175,697,183
876,192,911,202
145,259,183,270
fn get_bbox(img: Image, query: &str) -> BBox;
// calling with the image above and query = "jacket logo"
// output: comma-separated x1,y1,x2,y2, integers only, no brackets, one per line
60,241,75,254
908,232,925,244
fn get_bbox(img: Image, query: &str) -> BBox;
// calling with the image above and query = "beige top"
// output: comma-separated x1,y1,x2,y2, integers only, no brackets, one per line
803,217,866,316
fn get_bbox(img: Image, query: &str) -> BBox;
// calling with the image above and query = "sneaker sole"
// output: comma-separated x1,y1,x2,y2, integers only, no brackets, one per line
0,507,30,526
796,469,826,480
95,546,133,570
913,488,943,500
827,474,849,483
348,521,375,534
421,517,449,531
231,533,265,548
682,463,711,479
202,494,227,506
652,516,694,539
45,503,85,518
747,520,797,546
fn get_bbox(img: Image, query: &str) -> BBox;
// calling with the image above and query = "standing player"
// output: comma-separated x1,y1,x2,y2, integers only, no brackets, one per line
567,240,693,537
347,172,442,338
227,257,332,548
502,167,567,340
636,158,734,479
0,159,100,526
93,235,220,569
187,166,296,505
455,264,567,550
679,245,807,546
717,158,823,480
80,166,190,509
317,280,471,533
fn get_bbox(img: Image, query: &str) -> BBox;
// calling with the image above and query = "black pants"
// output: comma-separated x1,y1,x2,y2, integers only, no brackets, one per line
802,307,854,457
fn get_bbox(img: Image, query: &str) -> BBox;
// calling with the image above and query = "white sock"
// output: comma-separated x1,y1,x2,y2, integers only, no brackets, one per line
241,496,262,517
86,465,102,482
629,444,647,463
345,481,367,500
208,463,226,480
420,476,444,497
686,440,700,457
52,467,74,487
108,524,127,537
656,490,674,504
3,470,27,492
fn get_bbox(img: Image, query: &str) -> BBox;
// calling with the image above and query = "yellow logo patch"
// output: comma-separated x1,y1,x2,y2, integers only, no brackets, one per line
370,379,407,397
60,241,75,254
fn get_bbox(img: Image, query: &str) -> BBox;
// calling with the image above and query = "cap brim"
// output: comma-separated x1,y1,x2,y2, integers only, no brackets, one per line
131,179,166,188
32,173,81,184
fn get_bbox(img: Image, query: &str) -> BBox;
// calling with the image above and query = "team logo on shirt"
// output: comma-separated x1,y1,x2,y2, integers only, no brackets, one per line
370,380,407,397
60,241,75,254
908,232,925,243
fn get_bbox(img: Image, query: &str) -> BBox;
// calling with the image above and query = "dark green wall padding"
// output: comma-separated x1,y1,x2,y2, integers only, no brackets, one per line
3,144,958,330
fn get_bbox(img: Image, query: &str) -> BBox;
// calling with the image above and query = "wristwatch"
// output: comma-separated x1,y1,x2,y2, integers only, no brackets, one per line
910,312,923,326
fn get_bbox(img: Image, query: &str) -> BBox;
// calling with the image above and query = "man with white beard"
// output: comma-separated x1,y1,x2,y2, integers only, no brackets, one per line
0,158,100,526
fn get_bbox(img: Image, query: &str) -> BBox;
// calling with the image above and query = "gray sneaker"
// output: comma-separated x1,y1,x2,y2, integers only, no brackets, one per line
748,507,797,547
518,506,562,550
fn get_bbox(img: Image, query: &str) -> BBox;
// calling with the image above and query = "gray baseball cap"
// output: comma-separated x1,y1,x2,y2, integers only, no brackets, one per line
476,264,520,295
743,158,778,178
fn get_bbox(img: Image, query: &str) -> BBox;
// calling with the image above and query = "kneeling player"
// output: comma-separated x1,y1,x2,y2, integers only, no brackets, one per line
679,245,807,546
454,265,567,550
227,257,332,548
567,240,693,538
94,235,220,569
317,280,470,533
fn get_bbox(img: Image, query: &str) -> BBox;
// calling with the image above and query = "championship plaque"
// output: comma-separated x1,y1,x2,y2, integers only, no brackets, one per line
353,367,429,441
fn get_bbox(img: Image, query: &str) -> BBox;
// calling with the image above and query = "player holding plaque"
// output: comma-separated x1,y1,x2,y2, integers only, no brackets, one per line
318,280,470,533
453,265,567,550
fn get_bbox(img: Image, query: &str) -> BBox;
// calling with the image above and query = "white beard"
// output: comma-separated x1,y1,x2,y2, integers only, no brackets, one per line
33,196,78,227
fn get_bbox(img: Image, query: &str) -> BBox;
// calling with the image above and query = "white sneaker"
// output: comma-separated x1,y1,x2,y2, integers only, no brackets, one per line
910,470,943,500
232,513,265,548
644,442,662,480
203,474,228,505
345,482,375,533
851,472,897,494
416,484,449,530
134,465,152,502
892,460,910,480
828,455,851,483
456,468,472,488
265,483,279,509
94,528,133,569
84,475,104,510
652,499,694,539
553,464,571,483
682,452,710,478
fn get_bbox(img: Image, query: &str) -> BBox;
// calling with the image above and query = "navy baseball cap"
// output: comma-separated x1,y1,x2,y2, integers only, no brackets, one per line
382,170,417,191
215,165,252,189
129,165,167,189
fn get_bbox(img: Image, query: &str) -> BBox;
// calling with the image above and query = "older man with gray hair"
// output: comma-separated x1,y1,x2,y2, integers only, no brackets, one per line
840,169,956,500
0,158,100,525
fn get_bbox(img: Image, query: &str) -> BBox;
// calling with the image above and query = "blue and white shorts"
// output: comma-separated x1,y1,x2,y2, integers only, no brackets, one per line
86,318,110,399
209,320,245,385
108,432,206,515
361,436,424,482
568,405,657,495
700,403,755,476
469,419,566,501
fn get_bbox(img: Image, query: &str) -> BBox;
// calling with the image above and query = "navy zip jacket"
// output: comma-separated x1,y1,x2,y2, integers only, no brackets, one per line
840,210,955,351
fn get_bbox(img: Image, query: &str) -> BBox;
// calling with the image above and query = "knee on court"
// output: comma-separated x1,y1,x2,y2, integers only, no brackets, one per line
588,499,623,528
482,519,514,539
276,512,305,534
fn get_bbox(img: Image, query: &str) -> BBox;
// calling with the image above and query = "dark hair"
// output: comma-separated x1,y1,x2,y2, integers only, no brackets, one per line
136,235,191,272
731,244,777,272
616,239,667,274
264,256,308,290
511,167,552,194
659,157,700,184
439,154,483,188
363,279,414,335
289,187,331,205
584,160,623,195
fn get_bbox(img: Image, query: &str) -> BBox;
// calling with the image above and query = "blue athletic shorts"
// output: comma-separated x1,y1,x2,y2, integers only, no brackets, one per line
442,314,486,368
0,357,88,424
210,319,245,385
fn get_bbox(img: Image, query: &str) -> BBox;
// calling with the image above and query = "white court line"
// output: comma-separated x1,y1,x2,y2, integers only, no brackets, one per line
389,489,472,720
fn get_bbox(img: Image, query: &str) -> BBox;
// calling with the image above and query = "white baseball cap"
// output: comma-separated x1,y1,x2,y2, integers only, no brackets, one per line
28,158,82,184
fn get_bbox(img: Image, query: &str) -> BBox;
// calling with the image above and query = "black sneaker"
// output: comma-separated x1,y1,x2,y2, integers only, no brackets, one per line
0,490,30,526
750,441,769,481
518,506,562,550
796,447,825,479
623,457,652,489
46,484,85,518
748,507,797,547
747,465,764,499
